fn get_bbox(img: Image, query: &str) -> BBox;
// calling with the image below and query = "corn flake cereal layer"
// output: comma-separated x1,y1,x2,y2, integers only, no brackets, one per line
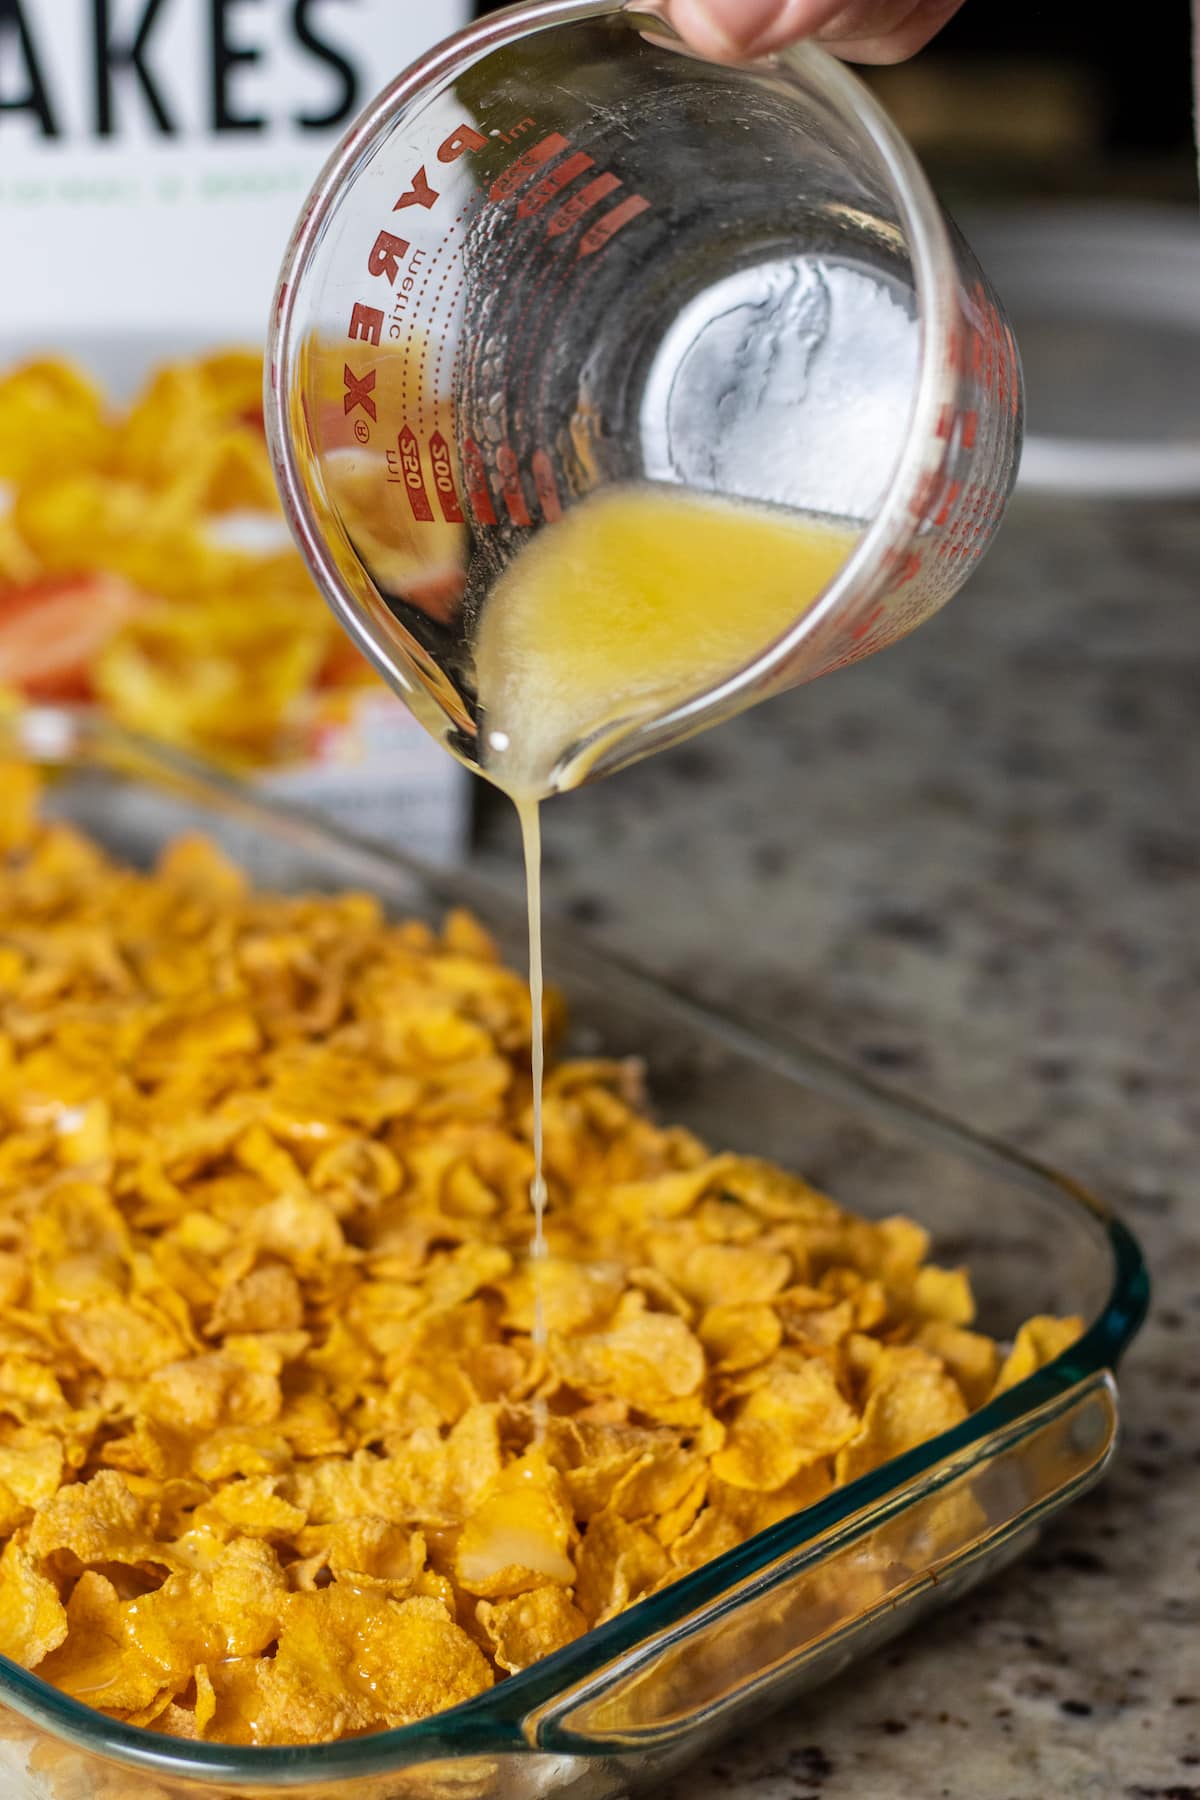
0,765,1082,1744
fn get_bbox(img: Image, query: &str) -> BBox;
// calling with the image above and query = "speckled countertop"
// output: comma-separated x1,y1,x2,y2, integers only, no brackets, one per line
473,494,1200,1799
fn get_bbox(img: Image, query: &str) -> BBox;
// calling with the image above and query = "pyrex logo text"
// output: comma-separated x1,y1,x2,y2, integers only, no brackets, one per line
342,117,651,361
341,117,652,531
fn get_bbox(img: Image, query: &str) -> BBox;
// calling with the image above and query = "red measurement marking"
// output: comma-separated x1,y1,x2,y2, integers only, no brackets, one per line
398,426,433,522
1005,322,1020,417
428,431,464,524
896,551,922,586
933,478,962,528
496,444,531,527
531,449,562,523
577,194,650,259
908,468,940,521
961,409,978,450
403,191,480,427
462,438,496,527
849,603,884,643
518,151,594,220
545,172,620,239
489,133,569,203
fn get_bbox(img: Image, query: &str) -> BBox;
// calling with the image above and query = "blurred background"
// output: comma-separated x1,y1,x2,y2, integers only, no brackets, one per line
846,0,1195,206
476,0,1198,204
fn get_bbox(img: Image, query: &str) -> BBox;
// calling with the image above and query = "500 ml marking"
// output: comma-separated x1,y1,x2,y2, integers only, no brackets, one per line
384,425,465,525
340,114,650,528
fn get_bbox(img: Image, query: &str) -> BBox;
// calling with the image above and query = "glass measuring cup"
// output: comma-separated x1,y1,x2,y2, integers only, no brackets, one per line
266,0,1023,795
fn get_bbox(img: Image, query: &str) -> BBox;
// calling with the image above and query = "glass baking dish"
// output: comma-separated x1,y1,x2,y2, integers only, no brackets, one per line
0,708,1148,1800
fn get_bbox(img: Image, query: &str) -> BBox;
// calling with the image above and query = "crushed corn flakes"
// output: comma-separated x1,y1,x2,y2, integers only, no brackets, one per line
0,765,1082,1744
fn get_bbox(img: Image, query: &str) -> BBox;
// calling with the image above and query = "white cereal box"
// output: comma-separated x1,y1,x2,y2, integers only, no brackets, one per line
0,0,473,863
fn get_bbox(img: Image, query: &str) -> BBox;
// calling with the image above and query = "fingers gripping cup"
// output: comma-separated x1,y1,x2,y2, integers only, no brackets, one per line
266,0,1023,801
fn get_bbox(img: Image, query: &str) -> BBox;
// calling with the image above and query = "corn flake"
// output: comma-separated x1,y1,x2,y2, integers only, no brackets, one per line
712,1361,860,1492
476,1586,587,1673
0,1542,67,1668
992,1314,1085,1396
251,1589,492,1745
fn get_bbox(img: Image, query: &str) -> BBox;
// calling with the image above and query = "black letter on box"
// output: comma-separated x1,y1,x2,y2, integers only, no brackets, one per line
211,0,265,133
0,0,58,136
292,0,358,131
93,0,175,136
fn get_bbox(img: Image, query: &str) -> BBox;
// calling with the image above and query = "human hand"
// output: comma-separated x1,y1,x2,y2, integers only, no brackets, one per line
664,0,965,63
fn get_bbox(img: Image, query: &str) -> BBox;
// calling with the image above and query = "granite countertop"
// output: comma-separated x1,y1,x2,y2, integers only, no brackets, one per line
474,493,1200,1799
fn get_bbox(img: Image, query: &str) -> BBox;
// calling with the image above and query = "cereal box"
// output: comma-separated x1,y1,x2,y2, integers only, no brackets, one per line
0,0,473,862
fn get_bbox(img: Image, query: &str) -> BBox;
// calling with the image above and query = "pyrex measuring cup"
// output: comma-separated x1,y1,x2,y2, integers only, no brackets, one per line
266,0,1023,794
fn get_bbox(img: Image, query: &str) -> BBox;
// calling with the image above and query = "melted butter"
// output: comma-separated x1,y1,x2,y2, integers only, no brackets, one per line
476,484,857,1367
475,482,857,798
455,1519,573,1590
516,796,549,1357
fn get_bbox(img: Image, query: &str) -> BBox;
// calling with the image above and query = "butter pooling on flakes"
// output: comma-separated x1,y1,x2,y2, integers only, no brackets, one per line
0,762,1082,1744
